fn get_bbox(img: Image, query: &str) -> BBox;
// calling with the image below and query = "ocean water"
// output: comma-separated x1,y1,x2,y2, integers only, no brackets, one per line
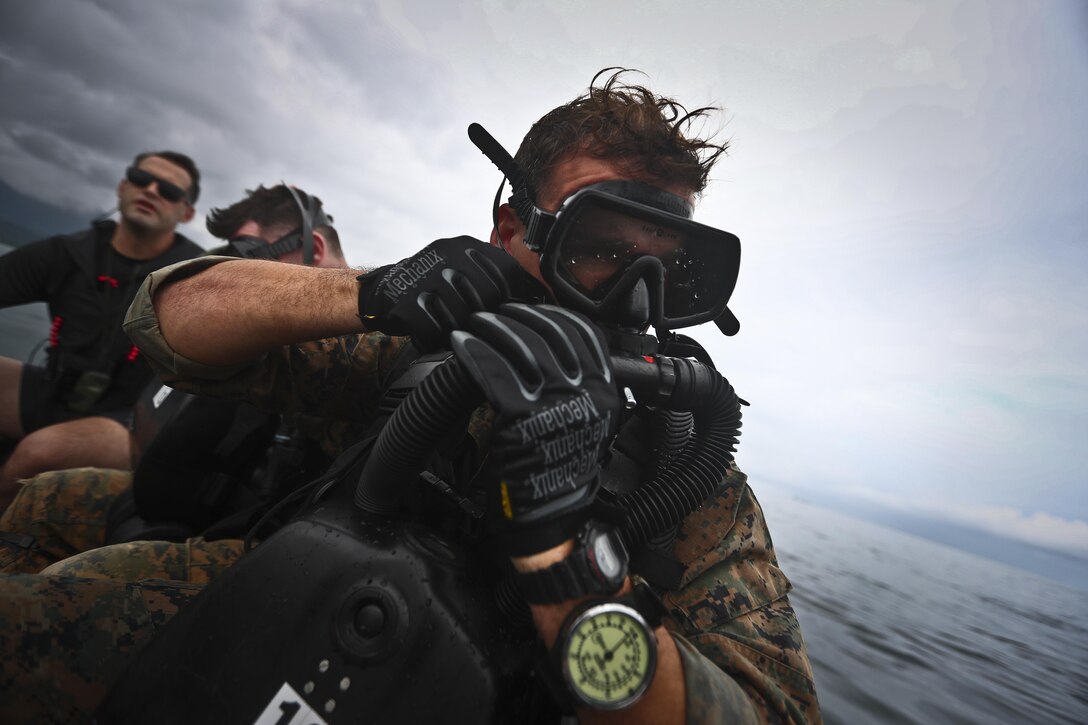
757,486,1088,724
2,242,1085,723
1,301,48,362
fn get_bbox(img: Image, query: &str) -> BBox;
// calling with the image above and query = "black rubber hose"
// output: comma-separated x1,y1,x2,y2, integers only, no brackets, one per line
651,408,694,480
354,354,742,543
645,408,694,549
354,358,482,514
619,357,742,547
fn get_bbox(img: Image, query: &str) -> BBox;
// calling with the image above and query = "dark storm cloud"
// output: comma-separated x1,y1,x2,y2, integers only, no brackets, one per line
270,1,458,131
0,0,253,131
0,1,305,208
0,0,461,215
8,127,84,172
0,54,146,159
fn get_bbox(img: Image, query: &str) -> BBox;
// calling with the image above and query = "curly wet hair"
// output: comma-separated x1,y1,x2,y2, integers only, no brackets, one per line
514,67,728,201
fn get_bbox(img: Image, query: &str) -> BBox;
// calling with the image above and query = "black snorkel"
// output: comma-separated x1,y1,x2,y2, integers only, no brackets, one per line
467,123,538,244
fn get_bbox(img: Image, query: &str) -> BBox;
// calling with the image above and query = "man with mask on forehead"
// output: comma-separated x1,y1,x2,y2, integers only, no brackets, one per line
0,70,820,724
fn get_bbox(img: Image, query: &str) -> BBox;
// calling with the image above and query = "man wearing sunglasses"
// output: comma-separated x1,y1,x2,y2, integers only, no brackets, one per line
0,72,819,724
0,151,203,507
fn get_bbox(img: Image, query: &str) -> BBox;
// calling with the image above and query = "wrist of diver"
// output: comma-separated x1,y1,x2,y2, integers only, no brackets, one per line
511,539,575,573
520,570,634,651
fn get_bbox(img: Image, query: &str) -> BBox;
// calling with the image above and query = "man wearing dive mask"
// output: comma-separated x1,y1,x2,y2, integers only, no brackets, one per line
0,70,819,724
353,137,741,348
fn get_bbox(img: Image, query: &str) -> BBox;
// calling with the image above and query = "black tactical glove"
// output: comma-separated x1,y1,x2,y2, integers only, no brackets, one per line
451,303,620,555
357,236,545,352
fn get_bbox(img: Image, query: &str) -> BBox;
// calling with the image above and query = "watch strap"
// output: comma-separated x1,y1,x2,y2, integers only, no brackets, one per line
517,548,598,604
532,644,577,715
620,577,667,629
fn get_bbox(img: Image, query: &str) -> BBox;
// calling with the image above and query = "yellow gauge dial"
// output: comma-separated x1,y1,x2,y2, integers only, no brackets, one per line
561,603,656,709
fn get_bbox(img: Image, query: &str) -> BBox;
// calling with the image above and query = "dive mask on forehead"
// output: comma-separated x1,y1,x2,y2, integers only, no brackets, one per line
227,186,332,266
468,123,741,335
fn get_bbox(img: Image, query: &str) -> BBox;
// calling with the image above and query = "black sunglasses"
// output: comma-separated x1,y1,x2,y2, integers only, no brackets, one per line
125,166,190,203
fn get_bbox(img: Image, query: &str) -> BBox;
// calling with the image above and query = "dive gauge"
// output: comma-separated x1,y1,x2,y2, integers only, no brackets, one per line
559,601,657,709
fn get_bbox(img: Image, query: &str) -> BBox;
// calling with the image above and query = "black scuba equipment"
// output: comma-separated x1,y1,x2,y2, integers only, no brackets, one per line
468,123,742,334
355,346,742,550
97,341,742,723
227,186,332,264
108,380,326,544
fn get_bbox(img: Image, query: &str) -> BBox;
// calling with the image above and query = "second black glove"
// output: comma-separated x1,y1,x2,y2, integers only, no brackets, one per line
451,303,620,555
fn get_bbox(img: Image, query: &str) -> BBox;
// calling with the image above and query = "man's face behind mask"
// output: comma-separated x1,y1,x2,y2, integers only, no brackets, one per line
560,205,685,293
505,155,740,331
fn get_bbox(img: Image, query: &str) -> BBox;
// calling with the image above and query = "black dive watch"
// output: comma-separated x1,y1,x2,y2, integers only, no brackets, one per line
516,521,629,605
553,579,666,710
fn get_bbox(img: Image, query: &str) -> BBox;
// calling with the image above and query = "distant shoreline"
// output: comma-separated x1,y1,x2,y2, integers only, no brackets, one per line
762,484,1088,594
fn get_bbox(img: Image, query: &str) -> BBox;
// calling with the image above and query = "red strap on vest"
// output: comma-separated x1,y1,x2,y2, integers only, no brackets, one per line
49,316,63,347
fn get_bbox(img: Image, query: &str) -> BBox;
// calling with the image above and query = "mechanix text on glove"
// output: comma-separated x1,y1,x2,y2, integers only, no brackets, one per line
356,236,545,352
451,303,619,555
509,391,612,507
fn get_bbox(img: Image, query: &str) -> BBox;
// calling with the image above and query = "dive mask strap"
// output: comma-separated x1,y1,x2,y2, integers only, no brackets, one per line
264,230,305,259
284,184,333,266
228,230,304,260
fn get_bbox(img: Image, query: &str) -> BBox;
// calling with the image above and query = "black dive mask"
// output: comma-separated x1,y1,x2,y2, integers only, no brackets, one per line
468,123,741,335
227,186,332,266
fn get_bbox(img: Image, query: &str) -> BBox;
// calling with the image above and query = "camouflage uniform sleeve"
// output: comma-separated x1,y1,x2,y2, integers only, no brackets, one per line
123,255,252,382
123,255,411,421
663,464,822,724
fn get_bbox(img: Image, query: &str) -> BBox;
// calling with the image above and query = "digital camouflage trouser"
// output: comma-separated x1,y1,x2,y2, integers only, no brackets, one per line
0,543,245,722
0,467,246,579
0,574,201,724
0,468,248,722
0,467,132,572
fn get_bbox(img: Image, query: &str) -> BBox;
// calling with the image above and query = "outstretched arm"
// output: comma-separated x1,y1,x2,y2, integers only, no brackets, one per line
154,259,363,367
149,236,544,367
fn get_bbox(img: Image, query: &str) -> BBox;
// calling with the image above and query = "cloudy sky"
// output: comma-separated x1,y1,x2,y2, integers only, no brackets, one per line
1,0,1085,558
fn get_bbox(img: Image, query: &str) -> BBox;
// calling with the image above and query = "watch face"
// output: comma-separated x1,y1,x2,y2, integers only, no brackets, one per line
561,603,656,710
592,533,623,580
